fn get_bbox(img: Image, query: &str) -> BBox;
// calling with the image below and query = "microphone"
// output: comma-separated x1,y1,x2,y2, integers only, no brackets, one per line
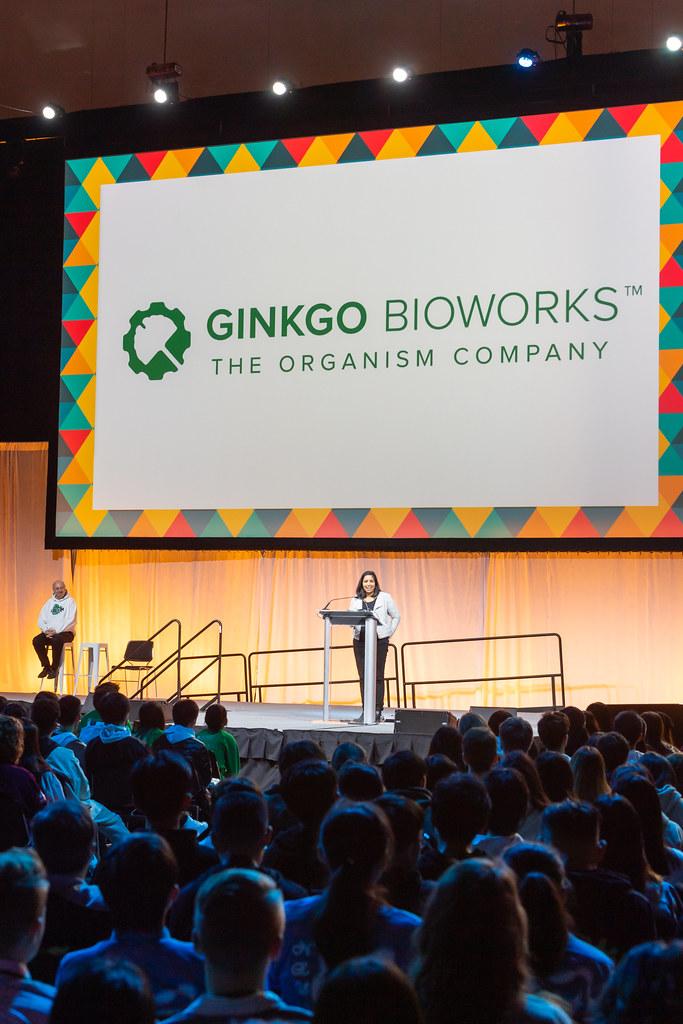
319,595,355,613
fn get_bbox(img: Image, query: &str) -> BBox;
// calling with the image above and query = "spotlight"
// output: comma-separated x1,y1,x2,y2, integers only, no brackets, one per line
41,103,64,120
516,49,540,69
391,66,410,83
272,80,289,96
146,61,182,103
666,35,682,52
554,9,593,60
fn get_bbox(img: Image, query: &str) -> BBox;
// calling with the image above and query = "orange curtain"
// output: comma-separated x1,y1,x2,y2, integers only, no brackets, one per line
3,443,683,710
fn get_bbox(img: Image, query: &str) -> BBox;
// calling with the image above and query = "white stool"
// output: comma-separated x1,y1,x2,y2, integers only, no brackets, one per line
56,643,76,695
75,642,110,695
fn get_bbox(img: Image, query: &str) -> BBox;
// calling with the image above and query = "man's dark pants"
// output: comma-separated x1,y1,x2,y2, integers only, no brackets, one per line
32,631,74,673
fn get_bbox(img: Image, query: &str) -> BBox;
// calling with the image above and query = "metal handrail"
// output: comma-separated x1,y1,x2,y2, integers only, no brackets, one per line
247,642,401,708
163,619,223,702
400,632,565,710
102,618,182,696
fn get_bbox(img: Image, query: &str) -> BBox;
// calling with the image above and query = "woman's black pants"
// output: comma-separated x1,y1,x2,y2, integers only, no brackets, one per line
353,636,389,712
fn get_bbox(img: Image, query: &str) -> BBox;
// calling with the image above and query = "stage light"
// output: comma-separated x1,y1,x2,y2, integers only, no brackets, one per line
666,35,682,52
391,66,409,83
41,103,64,120
146,61,182,104
516,49,540,69
272,80,289,96
553,9,593,60
153,87,168,104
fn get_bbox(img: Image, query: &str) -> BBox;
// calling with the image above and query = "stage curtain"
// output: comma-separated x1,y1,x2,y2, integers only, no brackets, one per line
3,443,683,711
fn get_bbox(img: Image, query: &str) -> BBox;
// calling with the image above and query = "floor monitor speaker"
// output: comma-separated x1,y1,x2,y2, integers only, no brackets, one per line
394,708,457,735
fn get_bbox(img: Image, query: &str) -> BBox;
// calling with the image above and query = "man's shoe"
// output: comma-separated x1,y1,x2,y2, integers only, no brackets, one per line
38,667,50,679
47,668,58,680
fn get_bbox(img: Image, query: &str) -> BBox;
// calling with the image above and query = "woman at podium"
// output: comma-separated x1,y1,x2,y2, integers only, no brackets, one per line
349,570,401,721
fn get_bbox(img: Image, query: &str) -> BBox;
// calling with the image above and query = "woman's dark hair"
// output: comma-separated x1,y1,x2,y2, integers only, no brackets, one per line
136,701,165,733
338,761,383,802
599,940,683,1024
415,860,527,1024
314,803,392,969
355,570,380,599
502,841,570,980
313,956,424,1024
595,794,651,892
612,772,670,877
486,710,513,737
642,711,668,755
536,750,575,803
586,702,613,732
425,754,458,792
571,745,611,804
562,706,589,756
50,958,155,1024
501,751,549,812
18,720,51,779
427,726,463,769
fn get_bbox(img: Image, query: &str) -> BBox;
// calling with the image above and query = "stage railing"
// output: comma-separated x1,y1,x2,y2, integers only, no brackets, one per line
168,620,249,706
102,618,182,697
248,642,401,708
400,632,565,710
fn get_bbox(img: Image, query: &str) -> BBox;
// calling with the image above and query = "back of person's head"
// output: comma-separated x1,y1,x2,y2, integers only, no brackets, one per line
586,702,612,732
172,698,199,728
92,681,120,713
425,754,458,792
313,956,424,1024
596,731,630,774
535,750,575,803
599,940,683,1024
462,727,497,775
594,793,649,892
501,751,549,812
278,739,326,778
203,703,228,733
100,692,130,726
98,833,178,931
194,868,283,973
30,694,60,736
614,710,645,748
542,800,601,868
338,761,383,801
0,847,48,961
212,788,269,859
611,771,669,876
538,712,570,752
4,701,29,721
485,768,529,836
315,803,393,968
375,793,424,859
381,750,427,792
668,753,683,794
571,745,611,804
19,720,47,774
0,696,6,714
486,710,513,737
503,842,569,980
59,695,82,730
503,841,565,888
50,959,155,1024
137,701,165,733
428,725,463,767
0,713,23,765
282,758,337,827
31,801,94,875
415,859,526,1024
331,741,366,772
562,706,589,756
499,716,533,755
211,775,260,805
458,712,486,737
131,752,191,825
642,711,666,751
641,751,675,788
431,772,491,846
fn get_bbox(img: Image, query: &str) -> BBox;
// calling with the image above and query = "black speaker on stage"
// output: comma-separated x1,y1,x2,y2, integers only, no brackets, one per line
394,709,457,735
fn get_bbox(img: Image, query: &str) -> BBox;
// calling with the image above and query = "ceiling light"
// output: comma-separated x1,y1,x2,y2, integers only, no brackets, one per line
392,66,410,83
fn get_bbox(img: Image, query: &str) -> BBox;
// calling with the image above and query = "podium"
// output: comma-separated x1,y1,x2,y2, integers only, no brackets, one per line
318,609,379,725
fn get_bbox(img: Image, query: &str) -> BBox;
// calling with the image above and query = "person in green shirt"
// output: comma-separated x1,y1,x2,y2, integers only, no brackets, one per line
197,704,240,778
134,701,166,749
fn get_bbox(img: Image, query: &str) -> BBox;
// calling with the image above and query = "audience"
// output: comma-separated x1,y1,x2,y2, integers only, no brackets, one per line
536,750,575,803
84,692,148,816
571,745,611,804
427,725,464,769
472,767,528,857
375,793,434,915
0,714,45,843
79,682,121,742
135,701,167,749
424,754,458,793
338,760,383,801
499,716,534,756
640,751,683,827
613,711,646,762
265,740,327,835
419,772,490,880
562,706,589,756
314,957,423,1024
19,719,66,802
537,712,570,756
196,703,240,779
50,960,156,1024
485,709,513,738
642,710,676,756
153,699,215,816
56,833,204,1019
611,770,683,877
54,695,86,766
596,732,630,778
598,940,683,1024
380,750,430,808
457,712,486,736
462,726,497,778
501,751,548,840
330,741,366,773
0,848,53,1024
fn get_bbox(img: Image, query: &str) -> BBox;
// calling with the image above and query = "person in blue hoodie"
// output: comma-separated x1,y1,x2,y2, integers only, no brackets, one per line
153,700,214,819
84,692,147,817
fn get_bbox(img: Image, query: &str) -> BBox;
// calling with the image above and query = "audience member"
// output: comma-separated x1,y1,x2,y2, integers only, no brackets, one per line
0,714,45,840
263,759,337,892
265,740,327,836
153,699,214,816
457,712,486,737
338,760,383,801
472,767,528,858
56,833,204,1019
612,770,683,878
19,719,66,802
669,752,683,794
85,692,148,816
135,701,167,749
642,711,677,756
541,800,655,958
613,711,645,762
596,732,630,777
313,957,423,1024
571,746,611,804
0,848,53,1024
499,716,534,756
486,710,513,738
197,703,240,779
376,793,434,915
50,960,156,1024
32,694,88,801
168,787,306,941
537,712,570,756
536,750,575,803
598,940,683,1024
501,751,548,841
414,859,571,1024
562,706,589,756
79,682,120,742
130,752,218,884
640,751,683,828
424,754,457,793
419,773,490,880
330,741,366,773
269,803,419,1010
166,869,312,1024
54,695,86,766
427,725,464,769
586,703,612,733
461,727,497,778
381,751,430,808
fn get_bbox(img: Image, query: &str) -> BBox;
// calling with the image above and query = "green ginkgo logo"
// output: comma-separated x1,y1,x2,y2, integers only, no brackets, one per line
123,302,191,381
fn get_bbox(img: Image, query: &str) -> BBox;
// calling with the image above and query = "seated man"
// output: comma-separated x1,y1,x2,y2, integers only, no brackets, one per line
153,699,214,817
462,726,498,779
499,716,534,756
165,869,312,1024
538,711,571,758
614,710,646,763
380,750,430,809
79,682,121,742
472,767,528,858
0,848,54,1024
32,580,76,683
56,833,204,1020
419,772,491,880
30,801,112,983
53,695,87,767
84,692,148,817
49,959,155,1024
376,792,434,915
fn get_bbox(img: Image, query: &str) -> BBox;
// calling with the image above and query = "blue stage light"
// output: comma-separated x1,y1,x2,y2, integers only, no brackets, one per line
516,49,540,69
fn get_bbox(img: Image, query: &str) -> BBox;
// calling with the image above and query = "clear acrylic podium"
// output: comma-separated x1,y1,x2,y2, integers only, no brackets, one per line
318,609,379,725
